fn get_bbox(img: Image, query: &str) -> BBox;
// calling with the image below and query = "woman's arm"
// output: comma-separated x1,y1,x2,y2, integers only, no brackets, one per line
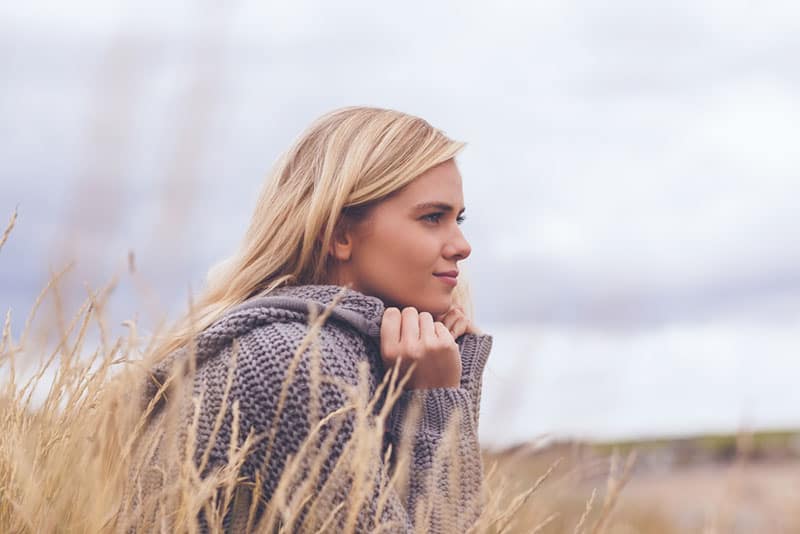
385,385,484,533
375,307,490,532
378,333,493,532
436,304,494,431
457,333,494,432
191,321,484,533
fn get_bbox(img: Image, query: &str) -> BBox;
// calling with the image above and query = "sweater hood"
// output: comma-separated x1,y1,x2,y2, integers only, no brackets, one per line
144,285,385,404
246,283,385,338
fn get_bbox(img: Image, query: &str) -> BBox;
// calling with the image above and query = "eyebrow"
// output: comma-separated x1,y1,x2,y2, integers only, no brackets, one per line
412,202,466,214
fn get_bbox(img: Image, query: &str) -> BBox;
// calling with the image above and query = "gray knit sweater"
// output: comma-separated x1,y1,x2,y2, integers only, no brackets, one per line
139,284,493,533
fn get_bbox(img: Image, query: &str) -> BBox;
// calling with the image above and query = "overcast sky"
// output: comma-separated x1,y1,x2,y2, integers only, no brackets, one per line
1,1,799,446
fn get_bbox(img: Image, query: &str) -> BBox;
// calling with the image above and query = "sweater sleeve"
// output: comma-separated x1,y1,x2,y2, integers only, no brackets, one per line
191,324,483,533
377,333,494,531
384,386,485,533
456,333,494,432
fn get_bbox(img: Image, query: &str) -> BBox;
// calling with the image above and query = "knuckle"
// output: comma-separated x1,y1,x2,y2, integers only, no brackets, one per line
383,308,400,322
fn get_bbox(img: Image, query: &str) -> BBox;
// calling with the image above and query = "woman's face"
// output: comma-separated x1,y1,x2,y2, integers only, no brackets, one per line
329,159,472,316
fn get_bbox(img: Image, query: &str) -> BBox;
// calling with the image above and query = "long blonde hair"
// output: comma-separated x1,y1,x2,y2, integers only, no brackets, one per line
148,106,473,364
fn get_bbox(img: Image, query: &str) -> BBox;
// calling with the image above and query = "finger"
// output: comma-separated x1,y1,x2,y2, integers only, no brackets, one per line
419,311,435,341
434,321,454,342
434,305,455,323
440,310,460,331
450,316,469,338
381,308,401,353
400,307,419,342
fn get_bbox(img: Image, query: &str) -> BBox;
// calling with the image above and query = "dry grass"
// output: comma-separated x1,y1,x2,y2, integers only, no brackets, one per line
5,251,798,532
0,259,641,533
10,213,780,533
0,207,17,253
482,432,800,534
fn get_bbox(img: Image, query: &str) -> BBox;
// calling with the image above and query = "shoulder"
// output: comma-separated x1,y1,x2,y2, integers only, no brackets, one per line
217,313,375,388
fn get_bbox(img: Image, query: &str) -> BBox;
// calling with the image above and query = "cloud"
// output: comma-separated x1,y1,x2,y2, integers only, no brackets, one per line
479,317,800,445
2,0,800,443
2,0,799,329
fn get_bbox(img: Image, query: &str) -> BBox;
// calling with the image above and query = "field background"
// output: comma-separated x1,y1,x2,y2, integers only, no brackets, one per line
483,432,800,532
2,1,800,532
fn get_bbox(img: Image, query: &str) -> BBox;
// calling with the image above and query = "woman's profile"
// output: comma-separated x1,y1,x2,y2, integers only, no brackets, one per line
131,106,494,533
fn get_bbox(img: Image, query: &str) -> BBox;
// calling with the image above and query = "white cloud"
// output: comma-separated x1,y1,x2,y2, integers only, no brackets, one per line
2,0,799,442
480,316,800,446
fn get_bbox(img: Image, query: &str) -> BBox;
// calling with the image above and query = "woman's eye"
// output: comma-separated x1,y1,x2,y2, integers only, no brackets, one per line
422,213,467,225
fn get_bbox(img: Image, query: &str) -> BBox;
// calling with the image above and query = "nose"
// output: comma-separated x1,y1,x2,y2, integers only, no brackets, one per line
444,226,472,261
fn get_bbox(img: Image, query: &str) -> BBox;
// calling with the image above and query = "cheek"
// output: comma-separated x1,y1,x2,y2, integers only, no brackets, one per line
391,224,440,264
367,221,438,268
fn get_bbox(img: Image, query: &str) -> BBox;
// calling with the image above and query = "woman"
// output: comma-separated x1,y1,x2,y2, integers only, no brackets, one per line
133,106,493,533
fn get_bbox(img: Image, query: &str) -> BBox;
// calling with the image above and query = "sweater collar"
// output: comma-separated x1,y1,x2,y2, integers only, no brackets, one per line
145,285,386,406
232,284,386,338
265,284,384,319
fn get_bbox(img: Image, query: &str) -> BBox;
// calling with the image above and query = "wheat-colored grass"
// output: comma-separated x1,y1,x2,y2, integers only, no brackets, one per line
0,214,657,533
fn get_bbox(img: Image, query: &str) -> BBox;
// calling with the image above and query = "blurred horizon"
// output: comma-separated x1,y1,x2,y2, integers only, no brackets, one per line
2,1,799,448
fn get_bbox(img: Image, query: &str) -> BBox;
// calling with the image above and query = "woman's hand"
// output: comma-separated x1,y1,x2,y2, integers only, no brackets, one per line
380,307,461,390
435,304,483,339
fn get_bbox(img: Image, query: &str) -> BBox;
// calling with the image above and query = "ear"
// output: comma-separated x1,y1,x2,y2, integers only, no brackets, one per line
328,221,354,262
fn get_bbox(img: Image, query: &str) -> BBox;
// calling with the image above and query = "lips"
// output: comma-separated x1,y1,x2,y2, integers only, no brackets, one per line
434,271,459,287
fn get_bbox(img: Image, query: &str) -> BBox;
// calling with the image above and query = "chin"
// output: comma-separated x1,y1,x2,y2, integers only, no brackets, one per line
388,286,451,316
421,299,452,318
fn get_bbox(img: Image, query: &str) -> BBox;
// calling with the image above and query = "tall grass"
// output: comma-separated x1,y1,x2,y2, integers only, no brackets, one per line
0,209,642,533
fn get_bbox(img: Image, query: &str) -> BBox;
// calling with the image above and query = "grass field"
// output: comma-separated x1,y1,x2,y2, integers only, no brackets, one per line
3,210,799,533
483,433,800,533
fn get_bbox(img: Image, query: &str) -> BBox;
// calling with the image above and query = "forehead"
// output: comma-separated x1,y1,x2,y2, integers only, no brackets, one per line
390,160,464,206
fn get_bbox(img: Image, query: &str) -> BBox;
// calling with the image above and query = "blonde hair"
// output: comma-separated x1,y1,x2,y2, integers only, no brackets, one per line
149,106,473,363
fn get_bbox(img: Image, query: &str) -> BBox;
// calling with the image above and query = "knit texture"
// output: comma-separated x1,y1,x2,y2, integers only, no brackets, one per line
135,284,493,533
